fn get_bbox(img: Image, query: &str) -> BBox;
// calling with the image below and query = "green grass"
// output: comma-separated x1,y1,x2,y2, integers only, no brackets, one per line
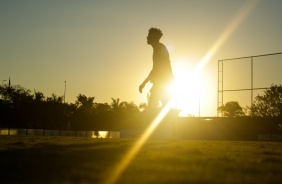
0,136,281,184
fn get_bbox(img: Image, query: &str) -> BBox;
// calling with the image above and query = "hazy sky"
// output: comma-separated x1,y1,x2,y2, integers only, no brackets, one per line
1,0,282,116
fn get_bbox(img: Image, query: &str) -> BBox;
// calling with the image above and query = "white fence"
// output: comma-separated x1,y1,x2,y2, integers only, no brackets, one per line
0,128,120,138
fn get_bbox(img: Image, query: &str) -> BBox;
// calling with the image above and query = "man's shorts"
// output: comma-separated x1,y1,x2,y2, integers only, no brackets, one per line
149,84,172,108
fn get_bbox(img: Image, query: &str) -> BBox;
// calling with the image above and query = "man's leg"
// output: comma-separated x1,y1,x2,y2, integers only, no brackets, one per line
159,88,179,139
143,91,159,129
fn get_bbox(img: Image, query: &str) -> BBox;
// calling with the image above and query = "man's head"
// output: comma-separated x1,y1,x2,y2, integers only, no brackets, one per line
147,27,163,45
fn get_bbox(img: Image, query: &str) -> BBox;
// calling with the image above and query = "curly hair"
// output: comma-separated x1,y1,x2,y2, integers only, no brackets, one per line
148,27,163,40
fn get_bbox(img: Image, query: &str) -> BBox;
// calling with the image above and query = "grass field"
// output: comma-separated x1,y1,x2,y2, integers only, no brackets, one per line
0,136,281,184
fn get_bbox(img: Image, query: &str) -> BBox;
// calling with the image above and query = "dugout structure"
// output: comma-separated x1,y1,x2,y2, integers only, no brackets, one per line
217,52,282,117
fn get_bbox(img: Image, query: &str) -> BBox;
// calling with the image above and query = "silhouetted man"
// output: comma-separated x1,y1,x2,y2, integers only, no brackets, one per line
139,28,174,126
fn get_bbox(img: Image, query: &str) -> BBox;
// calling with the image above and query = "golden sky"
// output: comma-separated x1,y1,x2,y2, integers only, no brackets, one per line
1,0,282,116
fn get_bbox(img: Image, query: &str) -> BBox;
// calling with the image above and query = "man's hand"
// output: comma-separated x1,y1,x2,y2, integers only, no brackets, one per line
139,83,145,93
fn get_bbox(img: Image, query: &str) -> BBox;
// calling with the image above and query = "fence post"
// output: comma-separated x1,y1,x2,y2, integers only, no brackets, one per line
251,57,253,105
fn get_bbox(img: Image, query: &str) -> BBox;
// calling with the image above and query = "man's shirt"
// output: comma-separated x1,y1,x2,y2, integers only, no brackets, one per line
149,43,174,86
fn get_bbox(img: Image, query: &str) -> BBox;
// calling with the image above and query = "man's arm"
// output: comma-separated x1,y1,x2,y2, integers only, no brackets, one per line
139,70,153,93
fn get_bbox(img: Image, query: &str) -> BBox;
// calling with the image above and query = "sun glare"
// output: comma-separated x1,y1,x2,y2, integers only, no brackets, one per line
91,131,108,138
171,60,206,117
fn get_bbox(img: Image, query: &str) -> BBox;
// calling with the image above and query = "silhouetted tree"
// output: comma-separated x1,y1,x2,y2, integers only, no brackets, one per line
110,98,123,113
0,83,145,131
92,102,112,130
94,103,111,115
44,93,68,129
109,98,142,129
122,101,140,114
0,84,34,128
71,94,95,130
248,84,282,117
76,94,95,111
121,101,142,128
0,84,33,106
47,93,63,103
34,90,45,102
218,101,245,117
30,90,45,128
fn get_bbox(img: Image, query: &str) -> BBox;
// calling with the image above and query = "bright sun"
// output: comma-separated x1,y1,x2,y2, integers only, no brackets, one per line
170,60,206,117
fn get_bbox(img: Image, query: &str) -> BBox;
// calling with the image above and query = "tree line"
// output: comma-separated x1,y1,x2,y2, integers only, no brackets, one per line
218,84,282,117
0,84,146,131
1,83,281,131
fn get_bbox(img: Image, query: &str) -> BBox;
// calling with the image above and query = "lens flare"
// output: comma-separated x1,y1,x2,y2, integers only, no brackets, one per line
104,100,173,184
193,0,258,77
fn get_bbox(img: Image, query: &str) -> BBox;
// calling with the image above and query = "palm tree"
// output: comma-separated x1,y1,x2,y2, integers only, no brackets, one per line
110,98,123,113
34,90,45,102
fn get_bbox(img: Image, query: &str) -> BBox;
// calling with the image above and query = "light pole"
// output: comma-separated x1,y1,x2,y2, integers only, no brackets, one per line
2,80,6,85
198,88,201,117
198,96,200,117
64,81,66,103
